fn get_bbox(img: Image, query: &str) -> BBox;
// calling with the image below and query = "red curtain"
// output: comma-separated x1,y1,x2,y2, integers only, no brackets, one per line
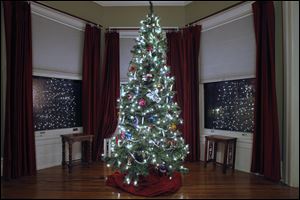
167,26,201,161
167,32,184,110
3,1,36,180
82,24,101,161
96,32,120,160
251,1,281,182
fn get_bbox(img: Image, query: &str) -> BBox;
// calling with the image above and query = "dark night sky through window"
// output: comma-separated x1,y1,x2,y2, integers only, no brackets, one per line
33,76,82,131
204,78,255,133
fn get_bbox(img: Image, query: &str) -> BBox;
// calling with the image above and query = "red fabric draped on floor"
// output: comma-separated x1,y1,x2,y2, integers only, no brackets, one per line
106,170,182,197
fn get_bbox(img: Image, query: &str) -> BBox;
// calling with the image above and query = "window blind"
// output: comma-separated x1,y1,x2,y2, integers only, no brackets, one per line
199,15,256,83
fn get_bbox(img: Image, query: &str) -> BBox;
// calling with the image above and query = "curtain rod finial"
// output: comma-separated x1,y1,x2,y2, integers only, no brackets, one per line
149,1,153,14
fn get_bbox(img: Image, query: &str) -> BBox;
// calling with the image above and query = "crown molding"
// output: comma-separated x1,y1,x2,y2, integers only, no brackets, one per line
30,2,86,31
94,1,192,7
196,1,254,32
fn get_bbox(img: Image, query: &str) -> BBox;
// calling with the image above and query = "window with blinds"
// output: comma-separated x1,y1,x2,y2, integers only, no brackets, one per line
199,3,256,133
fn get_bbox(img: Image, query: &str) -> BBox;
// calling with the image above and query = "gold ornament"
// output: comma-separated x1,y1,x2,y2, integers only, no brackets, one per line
157,83,162,89
169,123,177,131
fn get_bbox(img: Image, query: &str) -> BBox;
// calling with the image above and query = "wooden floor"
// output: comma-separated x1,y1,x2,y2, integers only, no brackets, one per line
1,161,299,199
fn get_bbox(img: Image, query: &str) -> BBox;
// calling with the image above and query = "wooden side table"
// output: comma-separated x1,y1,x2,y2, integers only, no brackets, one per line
61,133,93,173
204,135,237,174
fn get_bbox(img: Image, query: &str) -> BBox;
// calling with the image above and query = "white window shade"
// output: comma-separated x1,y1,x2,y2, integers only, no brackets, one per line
200,15,256,83
120,37,136,83
31,9,84,79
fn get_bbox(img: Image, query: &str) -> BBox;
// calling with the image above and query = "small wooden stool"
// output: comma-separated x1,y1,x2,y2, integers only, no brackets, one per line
61,133,93,173
204,135,237,174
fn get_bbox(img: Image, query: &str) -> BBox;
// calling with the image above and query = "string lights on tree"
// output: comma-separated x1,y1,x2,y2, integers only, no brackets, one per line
103,1,189,187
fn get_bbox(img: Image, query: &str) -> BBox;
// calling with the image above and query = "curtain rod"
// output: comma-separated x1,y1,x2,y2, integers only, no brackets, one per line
185,1,245,26
107,27,181,31
31,1,103,28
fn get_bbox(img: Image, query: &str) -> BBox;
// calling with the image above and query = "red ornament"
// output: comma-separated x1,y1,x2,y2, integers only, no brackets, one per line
127,94,133,100
139,98,146,106
116,135,118,144
146,44,153,52
121,131,126,139
129,65,136,72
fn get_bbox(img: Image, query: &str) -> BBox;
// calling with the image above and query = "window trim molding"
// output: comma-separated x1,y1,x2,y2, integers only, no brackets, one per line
282,1,299,187
31,2,86,31
33,69,82,80
195,1,254,32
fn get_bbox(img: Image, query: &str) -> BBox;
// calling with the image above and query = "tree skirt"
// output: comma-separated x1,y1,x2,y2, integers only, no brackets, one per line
106,170,182,197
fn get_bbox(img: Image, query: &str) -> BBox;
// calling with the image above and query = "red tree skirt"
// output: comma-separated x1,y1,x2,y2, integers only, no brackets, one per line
106,170,182,197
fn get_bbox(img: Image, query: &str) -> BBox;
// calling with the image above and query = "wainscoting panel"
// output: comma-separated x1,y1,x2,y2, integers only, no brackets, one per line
200,131,253,173
35,128,82,170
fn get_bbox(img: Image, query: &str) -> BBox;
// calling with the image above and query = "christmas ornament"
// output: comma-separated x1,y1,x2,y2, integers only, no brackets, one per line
115,135,118,144
157,83,162,89
138,98,146,106
133,116,139,127
146,44,153,52
146,89,160,103
127,157,132,166
127,94,133,100
134,152,144,162
159,164,167,175
129,65,137,72
120,131,126,139
149,124,155,129
148,116,156,123
167,139,176,146
142,74,153,82
125,132,132,140
147,73,153,79
169,123,177,131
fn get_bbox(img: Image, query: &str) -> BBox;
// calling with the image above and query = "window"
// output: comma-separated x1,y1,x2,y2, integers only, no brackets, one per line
31,3,85,132
33,76,82,131
198,4,256,135
120,37,136,83
204,78,255,133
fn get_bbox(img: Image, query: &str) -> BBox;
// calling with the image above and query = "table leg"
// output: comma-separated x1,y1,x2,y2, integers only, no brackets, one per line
68,142,73,173
232,140,237,172
213,142,218,168
88,140,92,166
223,142,228,174
204,138,208,168
62,138,66,168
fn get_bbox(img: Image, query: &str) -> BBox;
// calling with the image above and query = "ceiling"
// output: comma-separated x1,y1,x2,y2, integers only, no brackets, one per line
94,1,192,6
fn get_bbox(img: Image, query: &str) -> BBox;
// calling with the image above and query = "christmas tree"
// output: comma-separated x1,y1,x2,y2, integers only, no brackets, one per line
104,2,189,186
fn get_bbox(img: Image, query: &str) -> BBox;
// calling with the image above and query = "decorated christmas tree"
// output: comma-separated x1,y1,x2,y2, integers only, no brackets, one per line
104,2,189,187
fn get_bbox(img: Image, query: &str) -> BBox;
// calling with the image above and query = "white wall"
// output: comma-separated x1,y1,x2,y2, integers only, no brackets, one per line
283,1,299,187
